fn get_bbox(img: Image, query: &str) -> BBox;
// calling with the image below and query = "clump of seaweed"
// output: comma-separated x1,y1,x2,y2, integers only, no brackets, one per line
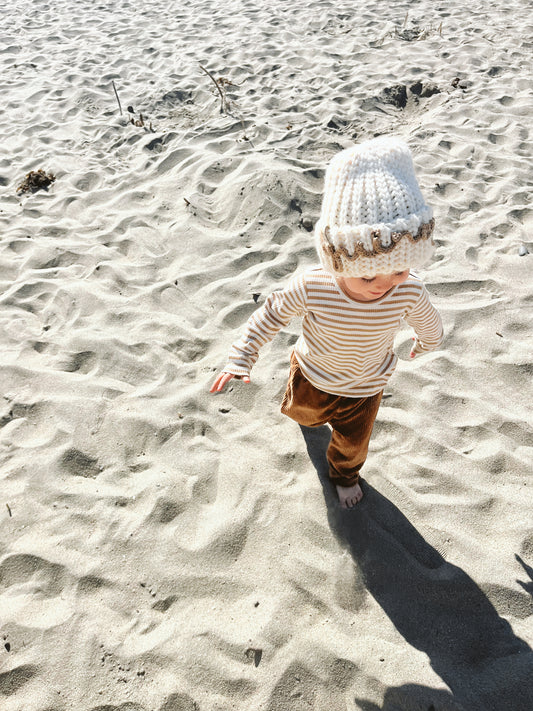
16,169,56,194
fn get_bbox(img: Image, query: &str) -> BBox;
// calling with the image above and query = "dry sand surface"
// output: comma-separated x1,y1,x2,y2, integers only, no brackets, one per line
1,0,533,709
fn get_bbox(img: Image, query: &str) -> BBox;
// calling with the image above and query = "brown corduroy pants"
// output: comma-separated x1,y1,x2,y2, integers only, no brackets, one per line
281,353,383,488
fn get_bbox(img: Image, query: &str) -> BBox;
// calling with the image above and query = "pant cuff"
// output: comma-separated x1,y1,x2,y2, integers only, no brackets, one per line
328,470,360,488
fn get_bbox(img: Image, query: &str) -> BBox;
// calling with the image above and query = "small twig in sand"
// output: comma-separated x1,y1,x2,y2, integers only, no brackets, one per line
238,115,249,141
127,106,155,132
184,197,199,211
199,65,253,145
6,503,12,517
112,80,123,116
200,65,229,114
130,112,145,127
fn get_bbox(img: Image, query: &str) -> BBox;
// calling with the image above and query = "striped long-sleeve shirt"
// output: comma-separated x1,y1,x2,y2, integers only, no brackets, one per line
224,266,443,397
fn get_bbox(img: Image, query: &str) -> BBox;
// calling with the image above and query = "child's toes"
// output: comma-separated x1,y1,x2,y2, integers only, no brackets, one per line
336,483,363,509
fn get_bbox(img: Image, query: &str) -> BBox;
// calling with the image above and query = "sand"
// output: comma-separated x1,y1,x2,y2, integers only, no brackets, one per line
1,0,532,709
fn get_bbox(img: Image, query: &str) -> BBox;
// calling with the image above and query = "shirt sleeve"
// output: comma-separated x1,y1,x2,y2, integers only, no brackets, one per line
223,272,308,376
403,283,444,354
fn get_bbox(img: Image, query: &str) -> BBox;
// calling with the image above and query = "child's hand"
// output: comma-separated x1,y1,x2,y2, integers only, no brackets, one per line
210,371,250,393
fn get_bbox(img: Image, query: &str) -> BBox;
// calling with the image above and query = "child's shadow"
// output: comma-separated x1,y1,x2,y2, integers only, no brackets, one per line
300,425,533,711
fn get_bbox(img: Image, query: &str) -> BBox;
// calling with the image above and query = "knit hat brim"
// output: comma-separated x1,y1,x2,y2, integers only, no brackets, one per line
315,136,436,277
317,218,435,277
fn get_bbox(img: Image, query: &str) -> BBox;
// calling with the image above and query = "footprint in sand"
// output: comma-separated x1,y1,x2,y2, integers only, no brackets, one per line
60,448,102,478
0,554,66,597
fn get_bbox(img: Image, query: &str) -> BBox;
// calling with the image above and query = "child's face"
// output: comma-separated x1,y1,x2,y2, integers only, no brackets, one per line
338,270,410,301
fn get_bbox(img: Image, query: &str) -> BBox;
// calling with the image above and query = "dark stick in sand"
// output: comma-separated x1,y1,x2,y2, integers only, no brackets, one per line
112,81,123,115
200,65,228,114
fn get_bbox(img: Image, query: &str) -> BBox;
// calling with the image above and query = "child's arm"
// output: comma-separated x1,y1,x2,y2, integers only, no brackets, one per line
210,273,307,392
404,283,443,358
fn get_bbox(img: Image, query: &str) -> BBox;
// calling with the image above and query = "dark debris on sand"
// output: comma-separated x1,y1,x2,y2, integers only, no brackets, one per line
16,169,56,194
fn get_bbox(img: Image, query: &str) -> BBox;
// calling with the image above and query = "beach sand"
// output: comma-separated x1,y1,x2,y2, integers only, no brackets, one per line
1,0,532,709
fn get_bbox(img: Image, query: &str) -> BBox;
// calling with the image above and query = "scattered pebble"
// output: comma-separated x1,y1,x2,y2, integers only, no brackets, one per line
245,647,263,667
518,244,529,256
300,217,314,232
452,77,469,89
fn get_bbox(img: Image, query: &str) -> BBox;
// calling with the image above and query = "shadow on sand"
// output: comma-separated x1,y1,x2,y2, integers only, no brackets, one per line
300,424,533,711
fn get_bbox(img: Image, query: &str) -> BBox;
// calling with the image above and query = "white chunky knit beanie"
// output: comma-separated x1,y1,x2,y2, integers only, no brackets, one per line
316,136,435,277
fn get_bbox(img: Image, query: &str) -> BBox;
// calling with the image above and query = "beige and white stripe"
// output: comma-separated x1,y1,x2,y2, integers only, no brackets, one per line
225,267,443,397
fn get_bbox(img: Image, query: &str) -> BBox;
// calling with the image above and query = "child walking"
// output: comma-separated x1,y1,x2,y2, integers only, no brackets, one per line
210,136,443,509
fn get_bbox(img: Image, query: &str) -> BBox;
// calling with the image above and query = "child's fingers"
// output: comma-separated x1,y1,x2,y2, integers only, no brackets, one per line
209,372,232,393
209,372,250,393
218,373,235,391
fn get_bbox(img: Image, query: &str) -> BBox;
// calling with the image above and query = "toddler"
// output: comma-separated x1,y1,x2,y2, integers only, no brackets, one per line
210,136,443,509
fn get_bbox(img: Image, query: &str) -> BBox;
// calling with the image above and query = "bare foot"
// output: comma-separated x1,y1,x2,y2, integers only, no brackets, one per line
336,482,363,509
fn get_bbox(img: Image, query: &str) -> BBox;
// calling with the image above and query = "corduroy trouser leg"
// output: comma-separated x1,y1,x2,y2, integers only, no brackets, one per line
281,353,382,487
